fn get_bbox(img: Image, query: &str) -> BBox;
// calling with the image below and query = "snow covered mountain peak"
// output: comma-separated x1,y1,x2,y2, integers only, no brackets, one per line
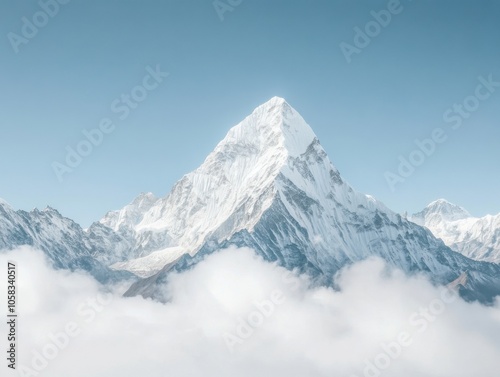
427,198,469,213
217,96,317,159
100,98,342,275
412,199,471,226
104,98,459,281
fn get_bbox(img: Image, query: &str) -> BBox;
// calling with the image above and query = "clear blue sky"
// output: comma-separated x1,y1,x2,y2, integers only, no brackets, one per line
1,0,499,227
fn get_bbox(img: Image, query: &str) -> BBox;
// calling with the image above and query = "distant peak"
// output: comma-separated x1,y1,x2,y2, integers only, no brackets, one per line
418,198,471,221
428,198,454,207
426,199,468,212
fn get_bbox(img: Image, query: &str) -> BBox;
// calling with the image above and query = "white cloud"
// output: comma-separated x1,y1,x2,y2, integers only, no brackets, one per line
1,246,499,377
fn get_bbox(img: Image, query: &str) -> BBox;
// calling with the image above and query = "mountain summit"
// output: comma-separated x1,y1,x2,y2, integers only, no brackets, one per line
220,96,317,158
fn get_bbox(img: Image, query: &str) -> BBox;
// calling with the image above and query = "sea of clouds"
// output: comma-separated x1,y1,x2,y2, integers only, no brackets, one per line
1,246,499,377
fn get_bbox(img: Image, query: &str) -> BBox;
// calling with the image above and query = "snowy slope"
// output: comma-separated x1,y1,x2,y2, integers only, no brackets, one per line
0,200,134,283
95,97,500,303
411,199,500,264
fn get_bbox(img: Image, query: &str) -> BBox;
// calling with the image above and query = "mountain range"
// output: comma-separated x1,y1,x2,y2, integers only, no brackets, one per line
1,97,499,303
0,199,132,283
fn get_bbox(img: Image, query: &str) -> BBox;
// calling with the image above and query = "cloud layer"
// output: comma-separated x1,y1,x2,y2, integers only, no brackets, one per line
1,246,500,377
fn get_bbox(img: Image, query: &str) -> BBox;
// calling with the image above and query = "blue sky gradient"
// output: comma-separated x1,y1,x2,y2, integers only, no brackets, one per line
1,0,499,226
